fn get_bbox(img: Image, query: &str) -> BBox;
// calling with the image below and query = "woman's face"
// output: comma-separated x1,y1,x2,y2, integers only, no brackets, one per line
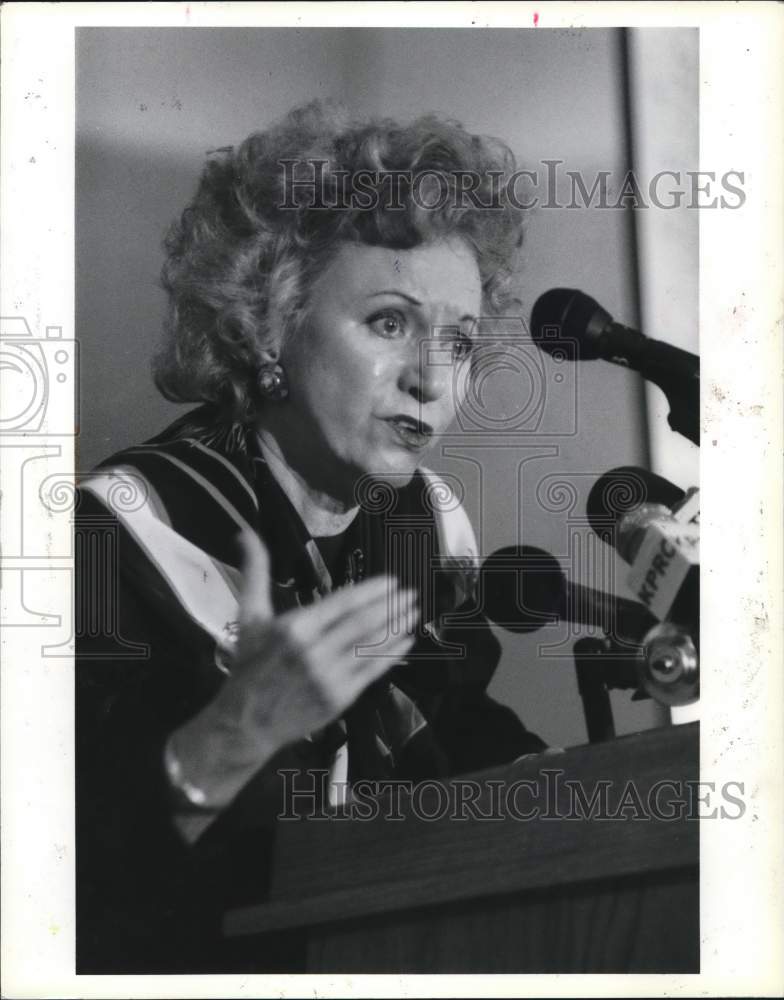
271,236,482,499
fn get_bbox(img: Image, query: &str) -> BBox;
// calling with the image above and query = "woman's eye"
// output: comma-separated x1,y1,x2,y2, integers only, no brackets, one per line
451,334,475,361
368,310,406,338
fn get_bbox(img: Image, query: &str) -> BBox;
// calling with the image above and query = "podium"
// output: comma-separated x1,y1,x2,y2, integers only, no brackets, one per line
224,722,698,972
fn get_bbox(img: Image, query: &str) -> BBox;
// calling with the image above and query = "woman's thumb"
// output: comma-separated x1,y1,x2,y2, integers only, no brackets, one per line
238,527,273,625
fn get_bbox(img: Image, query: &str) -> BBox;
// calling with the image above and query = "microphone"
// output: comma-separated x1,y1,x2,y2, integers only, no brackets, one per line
478,544,657,645
479,544,698,706
586,467,699,634
530,288,699,445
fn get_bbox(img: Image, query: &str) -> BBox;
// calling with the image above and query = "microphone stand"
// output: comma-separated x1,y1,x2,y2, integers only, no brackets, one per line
573,636,649,743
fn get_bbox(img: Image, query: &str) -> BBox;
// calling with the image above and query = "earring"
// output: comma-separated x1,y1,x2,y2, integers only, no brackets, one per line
257,363,289,401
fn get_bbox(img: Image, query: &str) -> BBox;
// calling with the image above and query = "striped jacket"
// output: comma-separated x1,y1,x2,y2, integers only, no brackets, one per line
75,405,545,972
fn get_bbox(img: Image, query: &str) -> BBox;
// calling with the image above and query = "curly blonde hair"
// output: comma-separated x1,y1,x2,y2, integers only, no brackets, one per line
155,100,526,421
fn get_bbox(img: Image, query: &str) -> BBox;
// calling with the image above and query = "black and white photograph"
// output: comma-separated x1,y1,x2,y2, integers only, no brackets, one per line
1,3,782,997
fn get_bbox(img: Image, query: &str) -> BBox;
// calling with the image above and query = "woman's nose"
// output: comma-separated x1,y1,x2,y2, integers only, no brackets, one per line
398,342,453,405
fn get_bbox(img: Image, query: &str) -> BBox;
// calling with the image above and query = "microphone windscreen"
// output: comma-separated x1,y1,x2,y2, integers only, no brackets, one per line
479,545,564,633
586,466,687,543
530,288,609,360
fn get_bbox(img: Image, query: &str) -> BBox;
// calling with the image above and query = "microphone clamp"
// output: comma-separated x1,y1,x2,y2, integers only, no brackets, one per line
637,622,699,706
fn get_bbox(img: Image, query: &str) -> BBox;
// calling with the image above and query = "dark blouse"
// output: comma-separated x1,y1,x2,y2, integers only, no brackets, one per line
75,406,545,972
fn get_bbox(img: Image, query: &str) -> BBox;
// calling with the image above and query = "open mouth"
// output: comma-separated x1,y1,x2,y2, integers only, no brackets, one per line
385,415,434,449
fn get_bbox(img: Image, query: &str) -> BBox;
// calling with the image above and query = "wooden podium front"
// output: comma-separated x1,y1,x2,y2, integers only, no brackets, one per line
224,723,699,973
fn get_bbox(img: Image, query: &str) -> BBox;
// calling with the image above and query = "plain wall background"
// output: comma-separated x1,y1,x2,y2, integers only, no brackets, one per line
76,27,697,748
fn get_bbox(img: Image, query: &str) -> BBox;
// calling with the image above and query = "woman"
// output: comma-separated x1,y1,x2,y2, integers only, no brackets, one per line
75,101,546,972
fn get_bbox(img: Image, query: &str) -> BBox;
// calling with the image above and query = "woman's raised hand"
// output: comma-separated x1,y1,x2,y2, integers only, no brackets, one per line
221,527,419,748
167,528,419,816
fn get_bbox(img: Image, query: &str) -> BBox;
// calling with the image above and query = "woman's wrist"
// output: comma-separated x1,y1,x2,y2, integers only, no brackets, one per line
163,737,222,813
166,690,281,812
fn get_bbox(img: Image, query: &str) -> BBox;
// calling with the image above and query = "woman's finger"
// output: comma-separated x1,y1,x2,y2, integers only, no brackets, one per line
348,615,420,666
237,528,273,625
319,589,419,654
346,634,419,690
314,633,417,712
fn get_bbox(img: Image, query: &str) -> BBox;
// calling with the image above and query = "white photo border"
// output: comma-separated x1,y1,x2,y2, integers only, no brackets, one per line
1,2,782,997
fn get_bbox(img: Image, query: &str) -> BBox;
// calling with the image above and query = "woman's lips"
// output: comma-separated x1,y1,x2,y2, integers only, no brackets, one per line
384,415,434,450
